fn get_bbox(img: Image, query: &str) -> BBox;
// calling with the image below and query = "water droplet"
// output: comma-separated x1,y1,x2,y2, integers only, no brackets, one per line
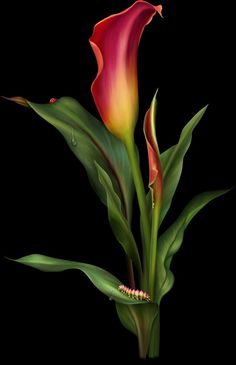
71,129,77,147
152,201,155,209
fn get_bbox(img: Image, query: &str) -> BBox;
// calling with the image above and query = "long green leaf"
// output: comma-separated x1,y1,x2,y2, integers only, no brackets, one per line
27,97,133,221
160,106,208,224
156,189,229,303
96,163,142,276
14,254,145,305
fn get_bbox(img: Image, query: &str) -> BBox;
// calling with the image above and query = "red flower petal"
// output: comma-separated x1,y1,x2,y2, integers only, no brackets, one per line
90,1,162,140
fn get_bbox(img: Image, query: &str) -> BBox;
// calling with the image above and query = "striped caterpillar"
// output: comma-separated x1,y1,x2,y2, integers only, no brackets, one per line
118,285,151,302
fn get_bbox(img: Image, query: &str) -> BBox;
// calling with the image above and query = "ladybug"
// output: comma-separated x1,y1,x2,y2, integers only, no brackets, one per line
49,98,57,104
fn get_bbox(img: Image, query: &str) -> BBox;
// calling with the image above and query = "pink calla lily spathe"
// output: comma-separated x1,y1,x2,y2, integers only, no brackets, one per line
90,0,162,141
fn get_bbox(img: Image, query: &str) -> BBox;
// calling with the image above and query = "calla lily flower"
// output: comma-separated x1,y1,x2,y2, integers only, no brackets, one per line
90,0,162,141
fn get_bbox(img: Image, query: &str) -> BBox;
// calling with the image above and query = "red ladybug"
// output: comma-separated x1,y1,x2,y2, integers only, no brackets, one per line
49,98,57,103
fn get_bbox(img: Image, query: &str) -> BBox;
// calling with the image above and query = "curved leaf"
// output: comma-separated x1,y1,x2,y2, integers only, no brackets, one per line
96,163,142,276
160,145,175,171
156,189,229,303
13,254,145,305
9,97,134,222
116,303,138,335
160,105,208,224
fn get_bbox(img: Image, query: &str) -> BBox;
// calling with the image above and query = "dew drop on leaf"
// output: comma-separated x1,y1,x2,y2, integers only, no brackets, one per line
71,129,77,147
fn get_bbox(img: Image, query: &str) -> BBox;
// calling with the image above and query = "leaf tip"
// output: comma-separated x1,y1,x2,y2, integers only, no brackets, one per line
1,96,29,108
202,104,209,113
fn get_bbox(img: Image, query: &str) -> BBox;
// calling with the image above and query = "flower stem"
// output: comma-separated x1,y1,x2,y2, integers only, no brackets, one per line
131,306,149,359
126,256,136,288
149,202,160,299
137,326,149,359
124,136,151,288
148,310,160,358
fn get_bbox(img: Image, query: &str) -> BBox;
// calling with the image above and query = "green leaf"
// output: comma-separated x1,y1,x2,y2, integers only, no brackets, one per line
96,163,142,276
156,189,229,303
13,254,145,305
116,303,138,335
160,106,208,224
27,97,134,221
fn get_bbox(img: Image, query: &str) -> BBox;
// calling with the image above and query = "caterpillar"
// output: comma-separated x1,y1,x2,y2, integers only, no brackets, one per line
118,285,151,302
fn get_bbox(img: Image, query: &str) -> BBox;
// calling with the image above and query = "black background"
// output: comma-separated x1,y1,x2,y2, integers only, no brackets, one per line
0,0,235,363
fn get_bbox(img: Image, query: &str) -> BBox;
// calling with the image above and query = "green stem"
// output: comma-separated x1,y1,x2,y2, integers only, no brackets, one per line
149,202,160,299
148,310,160,358
124,136,151,287
131,307,149,359
137,326,149,359
126,256,135,288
